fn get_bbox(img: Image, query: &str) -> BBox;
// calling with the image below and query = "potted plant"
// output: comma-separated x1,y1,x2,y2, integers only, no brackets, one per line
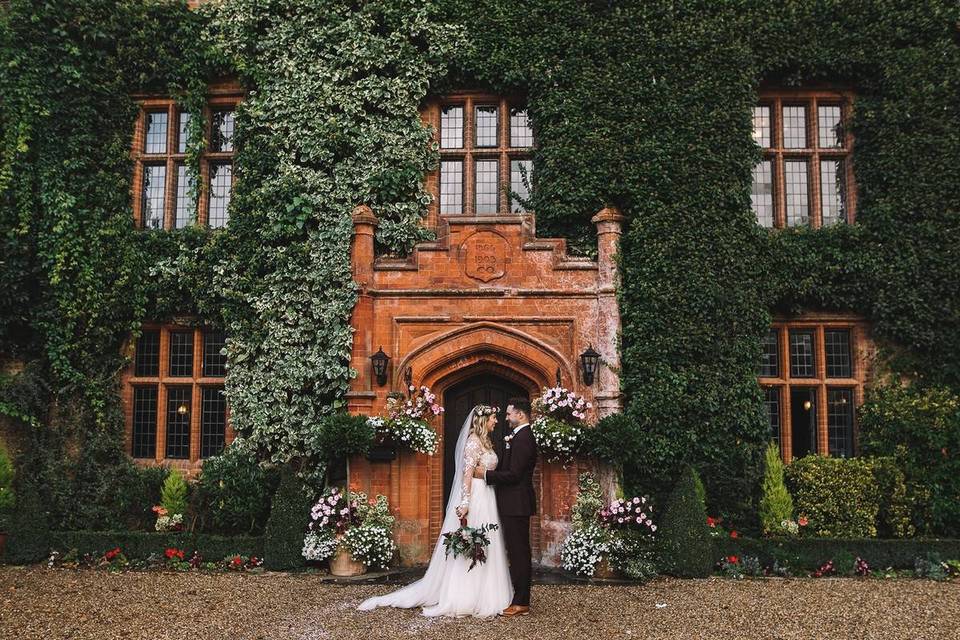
0,443,14,558
560,473,659,581
302,487,397,576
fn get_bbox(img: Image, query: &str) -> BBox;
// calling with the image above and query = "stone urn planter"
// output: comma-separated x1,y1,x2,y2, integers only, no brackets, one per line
329,540,367,577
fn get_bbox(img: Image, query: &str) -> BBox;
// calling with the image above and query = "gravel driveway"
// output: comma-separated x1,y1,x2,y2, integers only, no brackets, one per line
1,566,958,639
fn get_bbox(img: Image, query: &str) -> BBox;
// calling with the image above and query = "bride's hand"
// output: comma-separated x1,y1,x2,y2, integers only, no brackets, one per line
456,506,468,518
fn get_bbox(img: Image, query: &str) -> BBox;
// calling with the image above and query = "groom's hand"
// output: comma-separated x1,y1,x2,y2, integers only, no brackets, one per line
473,467,485,479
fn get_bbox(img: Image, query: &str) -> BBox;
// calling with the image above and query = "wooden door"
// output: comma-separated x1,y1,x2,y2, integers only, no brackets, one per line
442,374,529,508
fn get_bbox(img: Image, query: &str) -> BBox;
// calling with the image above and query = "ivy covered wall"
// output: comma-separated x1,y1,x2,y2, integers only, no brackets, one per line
1,0,957,529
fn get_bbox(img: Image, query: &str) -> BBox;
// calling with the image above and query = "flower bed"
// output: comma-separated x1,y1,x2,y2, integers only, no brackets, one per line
714,536,960,574
42,530,263,563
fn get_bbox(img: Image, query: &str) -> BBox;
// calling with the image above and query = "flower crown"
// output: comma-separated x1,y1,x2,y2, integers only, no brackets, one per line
474,405,499,417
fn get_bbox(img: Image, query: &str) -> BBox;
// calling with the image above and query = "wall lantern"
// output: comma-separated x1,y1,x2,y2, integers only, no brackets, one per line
370,346,390,387
580,344,601,386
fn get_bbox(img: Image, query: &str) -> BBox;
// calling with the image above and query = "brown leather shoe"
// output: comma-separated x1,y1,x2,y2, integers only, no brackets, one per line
500,604,530,616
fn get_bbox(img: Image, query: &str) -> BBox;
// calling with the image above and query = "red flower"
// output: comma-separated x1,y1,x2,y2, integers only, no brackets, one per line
706,516,717,528
727,555,739,564
231,556,243,567
730,530,739,539
165,547,184,560
798,516,808,527
104,547,121,561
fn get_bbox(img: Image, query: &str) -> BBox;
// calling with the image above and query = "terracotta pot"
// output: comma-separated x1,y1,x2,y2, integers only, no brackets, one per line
593,555,618,579
329,542,367,577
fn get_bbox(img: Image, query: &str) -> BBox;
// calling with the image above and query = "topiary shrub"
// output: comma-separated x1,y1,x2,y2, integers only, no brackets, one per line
656,465,713,577
0,442,15,532
4,479,49,564
759,443,793,535
196,444,280,535
263,463,314,571
160,468,189,517
870,456,915,539
785,456,880,538
309,412,374,463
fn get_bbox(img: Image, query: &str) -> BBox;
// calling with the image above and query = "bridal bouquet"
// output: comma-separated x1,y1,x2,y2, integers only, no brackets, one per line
367,385,443,455
441,521,500,570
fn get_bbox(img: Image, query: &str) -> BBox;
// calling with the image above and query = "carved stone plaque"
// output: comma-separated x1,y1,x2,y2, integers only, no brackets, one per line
462,231,507,282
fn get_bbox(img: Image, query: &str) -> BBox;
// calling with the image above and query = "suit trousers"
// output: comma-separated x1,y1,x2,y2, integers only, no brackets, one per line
500,515,532,606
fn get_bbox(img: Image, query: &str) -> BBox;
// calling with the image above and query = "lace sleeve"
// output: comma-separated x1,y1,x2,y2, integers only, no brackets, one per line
458,436,482,510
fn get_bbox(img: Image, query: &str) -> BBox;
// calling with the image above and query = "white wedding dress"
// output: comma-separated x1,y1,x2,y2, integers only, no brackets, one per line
356,408,514,618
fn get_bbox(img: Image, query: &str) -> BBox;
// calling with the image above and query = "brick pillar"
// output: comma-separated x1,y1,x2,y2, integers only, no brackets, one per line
590,205,626,418
590,205,627,503
347,206,378,494
347,205,378,406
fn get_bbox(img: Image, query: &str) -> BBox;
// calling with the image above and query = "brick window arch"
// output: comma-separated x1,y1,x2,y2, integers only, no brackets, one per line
758,313,874,463
751,87,857,229
123,323,233,468
421,93,534,227
131,81,243,230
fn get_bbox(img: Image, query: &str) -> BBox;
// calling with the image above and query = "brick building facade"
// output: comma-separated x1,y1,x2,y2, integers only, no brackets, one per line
114,82,878,568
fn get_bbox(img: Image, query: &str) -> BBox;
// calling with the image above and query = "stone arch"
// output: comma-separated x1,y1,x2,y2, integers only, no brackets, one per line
399,322,572,551
395,321,576,394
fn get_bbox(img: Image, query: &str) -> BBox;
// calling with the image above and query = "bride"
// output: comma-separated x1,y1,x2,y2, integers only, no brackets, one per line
356,404,513,618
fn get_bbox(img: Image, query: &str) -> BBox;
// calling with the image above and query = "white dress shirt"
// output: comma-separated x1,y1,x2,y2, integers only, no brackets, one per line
483,422,529,482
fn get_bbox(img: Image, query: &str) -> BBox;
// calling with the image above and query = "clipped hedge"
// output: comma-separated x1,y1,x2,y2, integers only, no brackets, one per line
46,531,263,562
786,455,880,538
716,536,960,571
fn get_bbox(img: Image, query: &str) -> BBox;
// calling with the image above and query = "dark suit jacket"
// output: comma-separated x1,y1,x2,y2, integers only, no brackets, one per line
484,424,538,517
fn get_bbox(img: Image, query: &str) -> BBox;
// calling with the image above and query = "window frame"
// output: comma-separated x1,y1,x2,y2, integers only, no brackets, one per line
758,313,871,463
124,322,232,468
753,87,857,229
130,82,243,230
422,92,534,227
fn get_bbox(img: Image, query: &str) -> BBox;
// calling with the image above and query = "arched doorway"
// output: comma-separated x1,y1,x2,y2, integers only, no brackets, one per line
442,374,529,508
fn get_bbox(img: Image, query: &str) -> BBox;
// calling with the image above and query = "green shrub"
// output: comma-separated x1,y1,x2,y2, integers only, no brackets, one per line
657,465,713,577
160,468,189,517
263,463,313,571
310,412,374,462
4,480,50,564
0,442,15,531
870,456,914,538
859,384,960,535
115,465,168,531
786,456,879,538
583,413,642,483
759,443,793,535
196,445,279,535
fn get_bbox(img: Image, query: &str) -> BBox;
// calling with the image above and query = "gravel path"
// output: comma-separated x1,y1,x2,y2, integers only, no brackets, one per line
1,566,958,639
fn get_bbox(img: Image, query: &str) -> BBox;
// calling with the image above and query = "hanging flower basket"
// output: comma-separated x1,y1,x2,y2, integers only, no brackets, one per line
366,431,397,462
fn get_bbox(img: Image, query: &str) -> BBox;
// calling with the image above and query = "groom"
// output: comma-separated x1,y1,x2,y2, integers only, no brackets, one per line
475,397,537,616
